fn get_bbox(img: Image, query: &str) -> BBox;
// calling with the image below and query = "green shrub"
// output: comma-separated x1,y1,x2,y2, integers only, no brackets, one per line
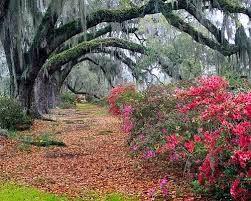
0,96,32,130
191,180,208,195
59,92,76,109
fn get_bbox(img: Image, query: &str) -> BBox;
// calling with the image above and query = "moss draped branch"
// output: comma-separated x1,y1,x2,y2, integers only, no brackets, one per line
93,48,139,79
49,0,179,51
54,25,138,55
157,0,238,56
25,0,67,83
165,13,237,56
182,1,227,44
45,38,146,75
49,0,249,60
207,0,251,18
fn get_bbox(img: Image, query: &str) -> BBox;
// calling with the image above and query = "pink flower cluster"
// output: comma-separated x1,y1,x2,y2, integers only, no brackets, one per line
107,85,135,115
122,105,134,133
146,177,169,200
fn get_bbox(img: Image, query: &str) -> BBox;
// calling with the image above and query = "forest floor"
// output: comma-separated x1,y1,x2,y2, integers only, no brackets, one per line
0,104,205,200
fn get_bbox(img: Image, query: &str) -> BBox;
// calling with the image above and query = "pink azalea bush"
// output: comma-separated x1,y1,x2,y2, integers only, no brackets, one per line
108,76,251,200
107,84,136,115
107,84,143,132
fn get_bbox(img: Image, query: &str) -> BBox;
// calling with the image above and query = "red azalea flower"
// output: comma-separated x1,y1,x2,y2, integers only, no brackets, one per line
244,104,251,119
184,141,195,153
194,135,201,142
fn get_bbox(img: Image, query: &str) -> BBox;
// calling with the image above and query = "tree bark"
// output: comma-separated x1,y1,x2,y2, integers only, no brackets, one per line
0,0,9,22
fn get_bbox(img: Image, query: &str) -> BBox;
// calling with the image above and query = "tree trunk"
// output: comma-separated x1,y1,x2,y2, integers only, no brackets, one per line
33,71,50,115
33,70,63,115
17,82,36,114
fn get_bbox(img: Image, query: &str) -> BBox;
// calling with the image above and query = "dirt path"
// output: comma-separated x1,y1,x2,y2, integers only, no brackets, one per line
0,104,198,200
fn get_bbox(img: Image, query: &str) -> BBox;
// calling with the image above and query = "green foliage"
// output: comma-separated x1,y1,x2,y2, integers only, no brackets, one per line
0,96,32,130
211,185,233,201
191,180,208,195
221,69,251,91
59,92,76,109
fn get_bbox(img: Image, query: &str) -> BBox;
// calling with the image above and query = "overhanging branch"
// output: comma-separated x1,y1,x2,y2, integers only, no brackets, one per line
49,0,179,51
45,38,146,75
157,0,238,56
54,25,138,55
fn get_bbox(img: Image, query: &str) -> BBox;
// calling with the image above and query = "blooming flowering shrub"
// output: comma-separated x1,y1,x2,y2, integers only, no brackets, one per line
110,76,251,200
127,83,192,157
173,76,250,200
107,84,136,115
107,84,143,132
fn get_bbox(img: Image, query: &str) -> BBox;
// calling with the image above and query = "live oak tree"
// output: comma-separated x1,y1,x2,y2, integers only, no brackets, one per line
0,0,250,117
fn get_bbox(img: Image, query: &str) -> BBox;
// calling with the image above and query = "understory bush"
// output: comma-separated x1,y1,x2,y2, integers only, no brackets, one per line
0,96,32,130
109,76,251,200
59,92,76,109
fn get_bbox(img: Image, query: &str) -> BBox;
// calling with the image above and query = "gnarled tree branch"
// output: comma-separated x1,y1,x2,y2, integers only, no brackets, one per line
45,37,146,75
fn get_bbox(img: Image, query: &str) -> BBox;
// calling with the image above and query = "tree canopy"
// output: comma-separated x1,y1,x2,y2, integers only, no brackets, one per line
0,0,250,116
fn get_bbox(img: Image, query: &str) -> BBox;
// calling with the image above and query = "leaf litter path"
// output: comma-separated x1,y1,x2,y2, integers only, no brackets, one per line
0,104,204,200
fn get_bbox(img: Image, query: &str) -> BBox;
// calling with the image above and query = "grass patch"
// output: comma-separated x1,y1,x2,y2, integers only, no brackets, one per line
0,183,139,201
103,193,138,201
76,103,108,117
94,109,108,116
7,131,66,148
80,191,138,201
76,103,98,111
0,183,70,201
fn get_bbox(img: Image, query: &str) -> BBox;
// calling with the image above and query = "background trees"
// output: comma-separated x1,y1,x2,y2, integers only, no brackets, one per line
0,0,250,116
